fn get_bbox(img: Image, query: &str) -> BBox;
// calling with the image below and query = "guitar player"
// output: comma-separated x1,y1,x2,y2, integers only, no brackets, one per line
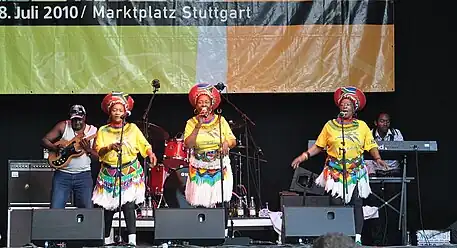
42,105,99,209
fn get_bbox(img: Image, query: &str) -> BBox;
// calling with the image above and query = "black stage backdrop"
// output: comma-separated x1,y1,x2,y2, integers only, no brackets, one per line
0,0,454,246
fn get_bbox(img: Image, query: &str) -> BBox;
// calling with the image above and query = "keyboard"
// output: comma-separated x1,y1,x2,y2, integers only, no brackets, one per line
369,177,415,183
376,141,437,152
307,140,438,152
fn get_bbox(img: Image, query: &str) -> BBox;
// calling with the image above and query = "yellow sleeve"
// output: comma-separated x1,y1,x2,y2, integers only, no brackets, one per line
315,121,330,148
132,124,152,158
184,118,196,140
221,116,236,141
361,121,378,151
95,127,105,154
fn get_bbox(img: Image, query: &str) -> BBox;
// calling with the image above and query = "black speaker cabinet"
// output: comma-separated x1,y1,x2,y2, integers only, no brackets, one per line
7,207,35,247
280,193,304,207
8,160,73,206
154,208,226,246
31,208,104,247
282,206,355,244
289,167,325,195
304,195,330,206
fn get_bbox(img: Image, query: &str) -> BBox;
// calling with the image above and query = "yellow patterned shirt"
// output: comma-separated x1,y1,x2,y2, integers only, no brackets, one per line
184,115,236,153
95,123,151,166
315,119,378,159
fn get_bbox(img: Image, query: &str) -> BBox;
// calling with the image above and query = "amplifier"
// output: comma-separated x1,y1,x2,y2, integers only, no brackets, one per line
8,160,73,206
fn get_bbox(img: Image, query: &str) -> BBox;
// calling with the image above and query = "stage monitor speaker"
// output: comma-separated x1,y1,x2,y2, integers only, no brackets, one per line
282,206,355,244
154,208,226,246
7,207,34,247
31,208,104,247
280,192,304,207
8,160,73,206
304,195,330,207
289,167,325,195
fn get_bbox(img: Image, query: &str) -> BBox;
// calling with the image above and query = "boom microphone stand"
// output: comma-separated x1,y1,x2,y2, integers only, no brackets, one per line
141,79,160,194
213,83,262,203
142,79,161,139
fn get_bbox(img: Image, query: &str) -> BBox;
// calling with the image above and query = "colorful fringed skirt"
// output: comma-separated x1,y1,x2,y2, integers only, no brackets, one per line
92,159,145,210
315,155,371,204
185,150,233,208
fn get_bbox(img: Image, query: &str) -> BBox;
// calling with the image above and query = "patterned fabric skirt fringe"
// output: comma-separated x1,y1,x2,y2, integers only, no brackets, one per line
92,159,145,210
185,155,233,208
315,156,371,204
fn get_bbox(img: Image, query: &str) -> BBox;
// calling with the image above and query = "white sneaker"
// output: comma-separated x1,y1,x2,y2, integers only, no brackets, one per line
128,234,137,246
104,237,114,245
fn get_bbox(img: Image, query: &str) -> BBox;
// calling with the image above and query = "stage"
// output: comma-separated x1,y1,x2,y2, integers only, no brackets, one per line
56,244,457,248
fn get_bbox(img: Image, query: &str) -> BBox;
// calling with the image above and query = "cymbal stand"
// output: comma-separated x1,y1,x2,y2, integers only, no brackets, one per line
247,127,264,205
232,149,243,197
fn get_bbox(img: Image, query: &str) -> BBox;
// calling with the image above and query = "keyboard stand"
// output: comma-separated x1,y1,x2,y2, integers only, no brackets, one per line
369,156,413,246
370,190,401,215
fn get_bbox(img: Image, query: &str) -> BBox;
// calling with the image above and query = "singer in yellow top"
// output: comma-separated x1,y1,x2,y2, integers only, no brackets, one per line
184,83,236,208
92,92,157,246
291,86,388,245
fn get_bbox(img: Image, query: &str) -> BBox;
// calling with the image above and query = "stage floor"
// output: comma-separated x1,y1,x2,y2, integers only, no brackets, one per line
98,245,457,248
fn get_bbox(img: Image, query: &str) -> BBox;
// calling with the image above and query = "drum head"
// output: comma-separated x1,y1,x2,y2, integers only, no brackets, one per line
163,167,193,208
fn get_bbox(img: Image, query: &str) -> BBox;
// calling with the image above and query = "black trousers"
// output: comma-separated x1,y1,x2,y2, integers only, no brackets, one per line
103,201,137,237
330,186,364,234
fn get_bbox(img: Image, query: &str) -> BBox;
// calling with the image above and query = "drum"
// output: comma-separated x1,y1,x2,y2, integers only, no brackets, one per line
148,164,167,195
163,167,192,208
163,139,189,169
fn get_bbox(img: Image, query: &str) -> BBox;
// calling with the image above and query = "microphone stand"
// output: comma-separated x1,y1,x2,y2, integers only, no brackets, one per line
216,85,252,245
216,108,232,237
142,80,160,138
338,115,348,206
141,80,160,199
115,115,127,245
214,86,234,240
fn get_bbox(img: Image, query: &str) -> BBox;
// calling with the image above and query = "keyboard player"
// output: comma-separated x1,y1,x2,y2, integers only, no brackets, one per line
366,113,404,177
364,112,404,245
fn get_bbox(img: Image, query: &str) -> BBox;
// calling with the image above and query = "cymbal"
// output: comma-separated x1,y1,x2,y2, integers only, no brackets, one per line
229,151,268,163
229,121,245,130
133,121,170,141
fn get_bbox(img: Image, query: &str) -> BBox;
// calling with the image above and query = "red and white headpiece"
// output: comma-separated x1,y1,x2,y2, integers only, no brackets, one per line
101,92,134,116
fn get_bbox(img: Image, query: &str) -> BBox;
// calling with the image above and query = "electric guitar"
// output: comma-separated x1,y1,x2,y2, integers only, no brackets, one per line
47,133,97,169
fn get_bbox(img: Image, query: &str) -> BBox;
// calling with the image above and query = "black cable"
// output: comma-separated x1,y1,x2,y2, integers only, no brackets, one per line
414,149,429,245
381,182,388,245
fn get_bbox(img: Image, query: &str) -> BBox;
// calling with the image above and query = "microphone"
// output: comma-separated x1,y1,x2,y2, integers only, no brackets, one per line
151,79,160,89
214,82,226,91
200,107,209,117
339,111,347,117
123,111,131,118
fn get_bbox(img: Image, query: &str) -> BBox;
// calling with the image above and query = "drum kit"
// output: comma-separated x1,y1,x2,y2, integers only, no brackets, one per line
134,117,267,211
133,120,192,209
